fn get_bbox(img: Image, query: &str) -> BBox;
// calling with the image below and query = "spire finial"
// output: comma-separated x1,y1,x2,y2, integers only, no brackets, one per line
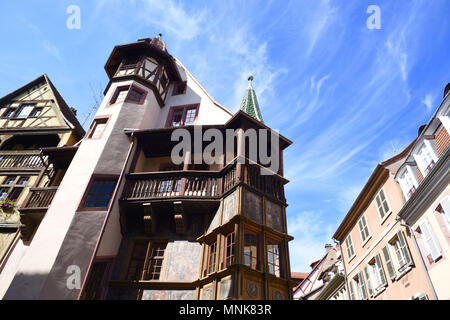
158,33,162,39
248,75,254,88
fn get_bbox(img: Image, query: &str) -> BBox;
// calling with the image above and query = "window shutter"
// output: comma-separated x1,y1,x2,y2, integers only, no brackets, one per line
376,194,384,218
363,266,373,297
420,220,442,262
375,254,387,287
382,244,396,279
397,231,413,267
358,271,368,300
349,280,356,300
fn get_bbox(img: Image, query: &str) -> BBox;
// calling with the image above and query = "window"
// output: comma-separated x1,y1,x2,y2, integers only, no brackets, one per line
165,104,199,127
206,241,217,275
224,231,235,268
29,107,43,117
0,176,28,202
418,220,441,263
3,108,15,118
82,259,114,300
81,177,117,209
414,142,437,177
88,117,109,139
353,272,368,300
125,240,167,281
267,238,281,277
382,231,413,279
126,87,146,103
349,279,357,300
243,230,258,270
364,254,387,297
13,103,36,119
398,167,418,200
345,234,355,260
111,86,129,104
438,196,450,231
375,188,390,221
125,241,148,280
358,214,371,244
145,242,167,280
172,82,187,96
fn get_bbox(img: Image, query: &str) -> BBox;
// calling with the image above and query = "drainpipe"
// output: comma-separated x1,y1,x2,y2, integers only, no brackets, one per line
77,131,137,299
333,238,351,300
396,217,438,300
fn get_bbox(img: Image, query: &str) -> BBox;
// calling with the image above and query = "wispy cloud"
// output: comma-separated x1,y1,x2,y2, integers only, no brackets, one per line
43,41,62,63
421,93,435,111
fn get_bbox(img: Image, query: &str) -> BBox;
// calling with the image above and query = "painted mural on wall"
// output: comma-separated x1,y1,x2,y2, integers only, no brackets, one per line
243,190,262,224
219,278,233,300
222,190,237,224
163,241,201,281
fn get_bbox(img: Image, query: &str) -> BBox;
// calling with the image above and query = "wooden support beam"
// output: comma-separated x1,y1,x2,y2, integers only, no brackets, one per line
143,202,156,235
173,200,186,234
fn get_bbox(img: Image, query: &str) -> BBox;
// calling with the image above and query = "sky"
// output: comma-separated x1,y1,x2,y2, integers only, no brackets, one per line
0,0,449,272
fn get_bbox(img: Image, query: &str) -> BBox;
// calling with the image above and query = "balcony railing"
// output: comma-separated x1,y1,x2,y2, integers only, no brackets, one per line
0,151,46,169
22,187,58,209
122,161,286,202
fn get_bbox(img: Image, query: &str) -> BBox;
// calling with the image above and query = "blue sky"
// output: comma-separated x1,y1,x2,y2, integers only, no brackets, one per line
0,0,449,271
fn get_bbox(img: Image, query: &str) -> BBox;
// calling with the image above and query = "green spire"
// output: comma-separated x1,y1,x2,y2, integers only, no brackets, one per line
239,75,263,123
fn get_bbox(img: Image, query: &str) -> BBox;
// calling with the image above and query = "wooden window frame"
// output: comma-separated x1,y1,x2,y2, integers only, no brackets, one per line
172,81,187,96
144,242,167,280
206,241,217,275
224,231,236,268
165,104,199,128
243,229,259,270
81,256,115,300
109,85,130,105
2,108,16,118
87,115,111,140
267,237,281,277
0,175,29,201
78,174,118,211
124,240,148,281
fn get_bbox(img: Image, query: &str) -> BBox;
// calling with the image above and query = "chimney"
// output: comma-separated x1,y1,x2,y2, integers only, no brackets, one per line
70,107,77,116
325,244,333,252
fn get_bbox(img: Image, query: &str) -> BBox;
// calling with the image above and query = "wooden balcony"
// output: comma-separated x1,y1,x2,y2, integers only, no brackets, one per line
0,151,46,170
122,161,286,202
21,187,58,210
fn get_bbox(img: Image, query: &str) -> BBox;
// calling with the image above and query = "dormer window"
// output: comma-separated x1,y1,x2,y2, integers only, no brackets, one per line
413,140,438,177
397,165,418,201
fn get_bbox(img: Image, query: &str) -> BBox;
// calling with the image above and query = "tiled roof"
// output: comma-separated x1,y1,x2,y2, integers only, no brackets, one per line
239,75,263,123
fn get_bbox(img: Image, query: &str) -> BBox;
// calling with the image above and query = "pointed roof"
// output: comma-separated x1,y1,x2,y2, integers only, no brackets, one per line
239,75,263,123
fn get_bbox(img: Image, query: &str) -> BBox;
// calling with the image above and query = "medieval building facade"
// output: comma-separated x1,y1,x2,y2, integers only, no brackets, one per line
0,74,84,298
2,36,294,300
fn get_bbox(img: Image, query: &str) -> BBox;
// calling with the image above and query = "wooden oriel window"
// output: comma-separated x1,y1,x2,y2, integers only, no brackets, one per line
267,238,281,277
243,230,258,270
206,241,217,275
80,176,117,210
145,242,167,280
88,117,109,139
172,81,187,96
224,231,236,268
165,104,199,127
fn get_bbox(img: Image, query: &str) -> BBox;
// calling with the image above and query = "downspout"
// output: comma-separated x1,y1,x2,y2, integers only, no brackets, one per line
333,238,351,300
397,217,438,300
77,131,136,299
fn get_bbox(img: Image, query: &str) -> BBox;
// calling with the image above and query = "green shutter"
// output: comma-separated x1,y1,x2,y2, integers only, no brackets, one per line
363,266,373,297
382,244,396,279
375,254,387,287
397,231,413,267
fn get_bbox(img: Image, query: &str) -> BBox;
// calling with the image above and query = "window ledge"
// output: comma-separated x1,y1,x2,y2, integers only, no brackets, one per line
361,235,372,248
394,265,412,281
380,211,392,225
371,285,387,299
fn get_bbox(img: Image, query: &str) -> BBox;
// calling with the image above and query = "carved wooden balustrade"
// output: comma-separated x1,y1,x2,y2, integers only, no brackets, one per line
0,151,47,169
22,187,58,209
122,161,286,202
